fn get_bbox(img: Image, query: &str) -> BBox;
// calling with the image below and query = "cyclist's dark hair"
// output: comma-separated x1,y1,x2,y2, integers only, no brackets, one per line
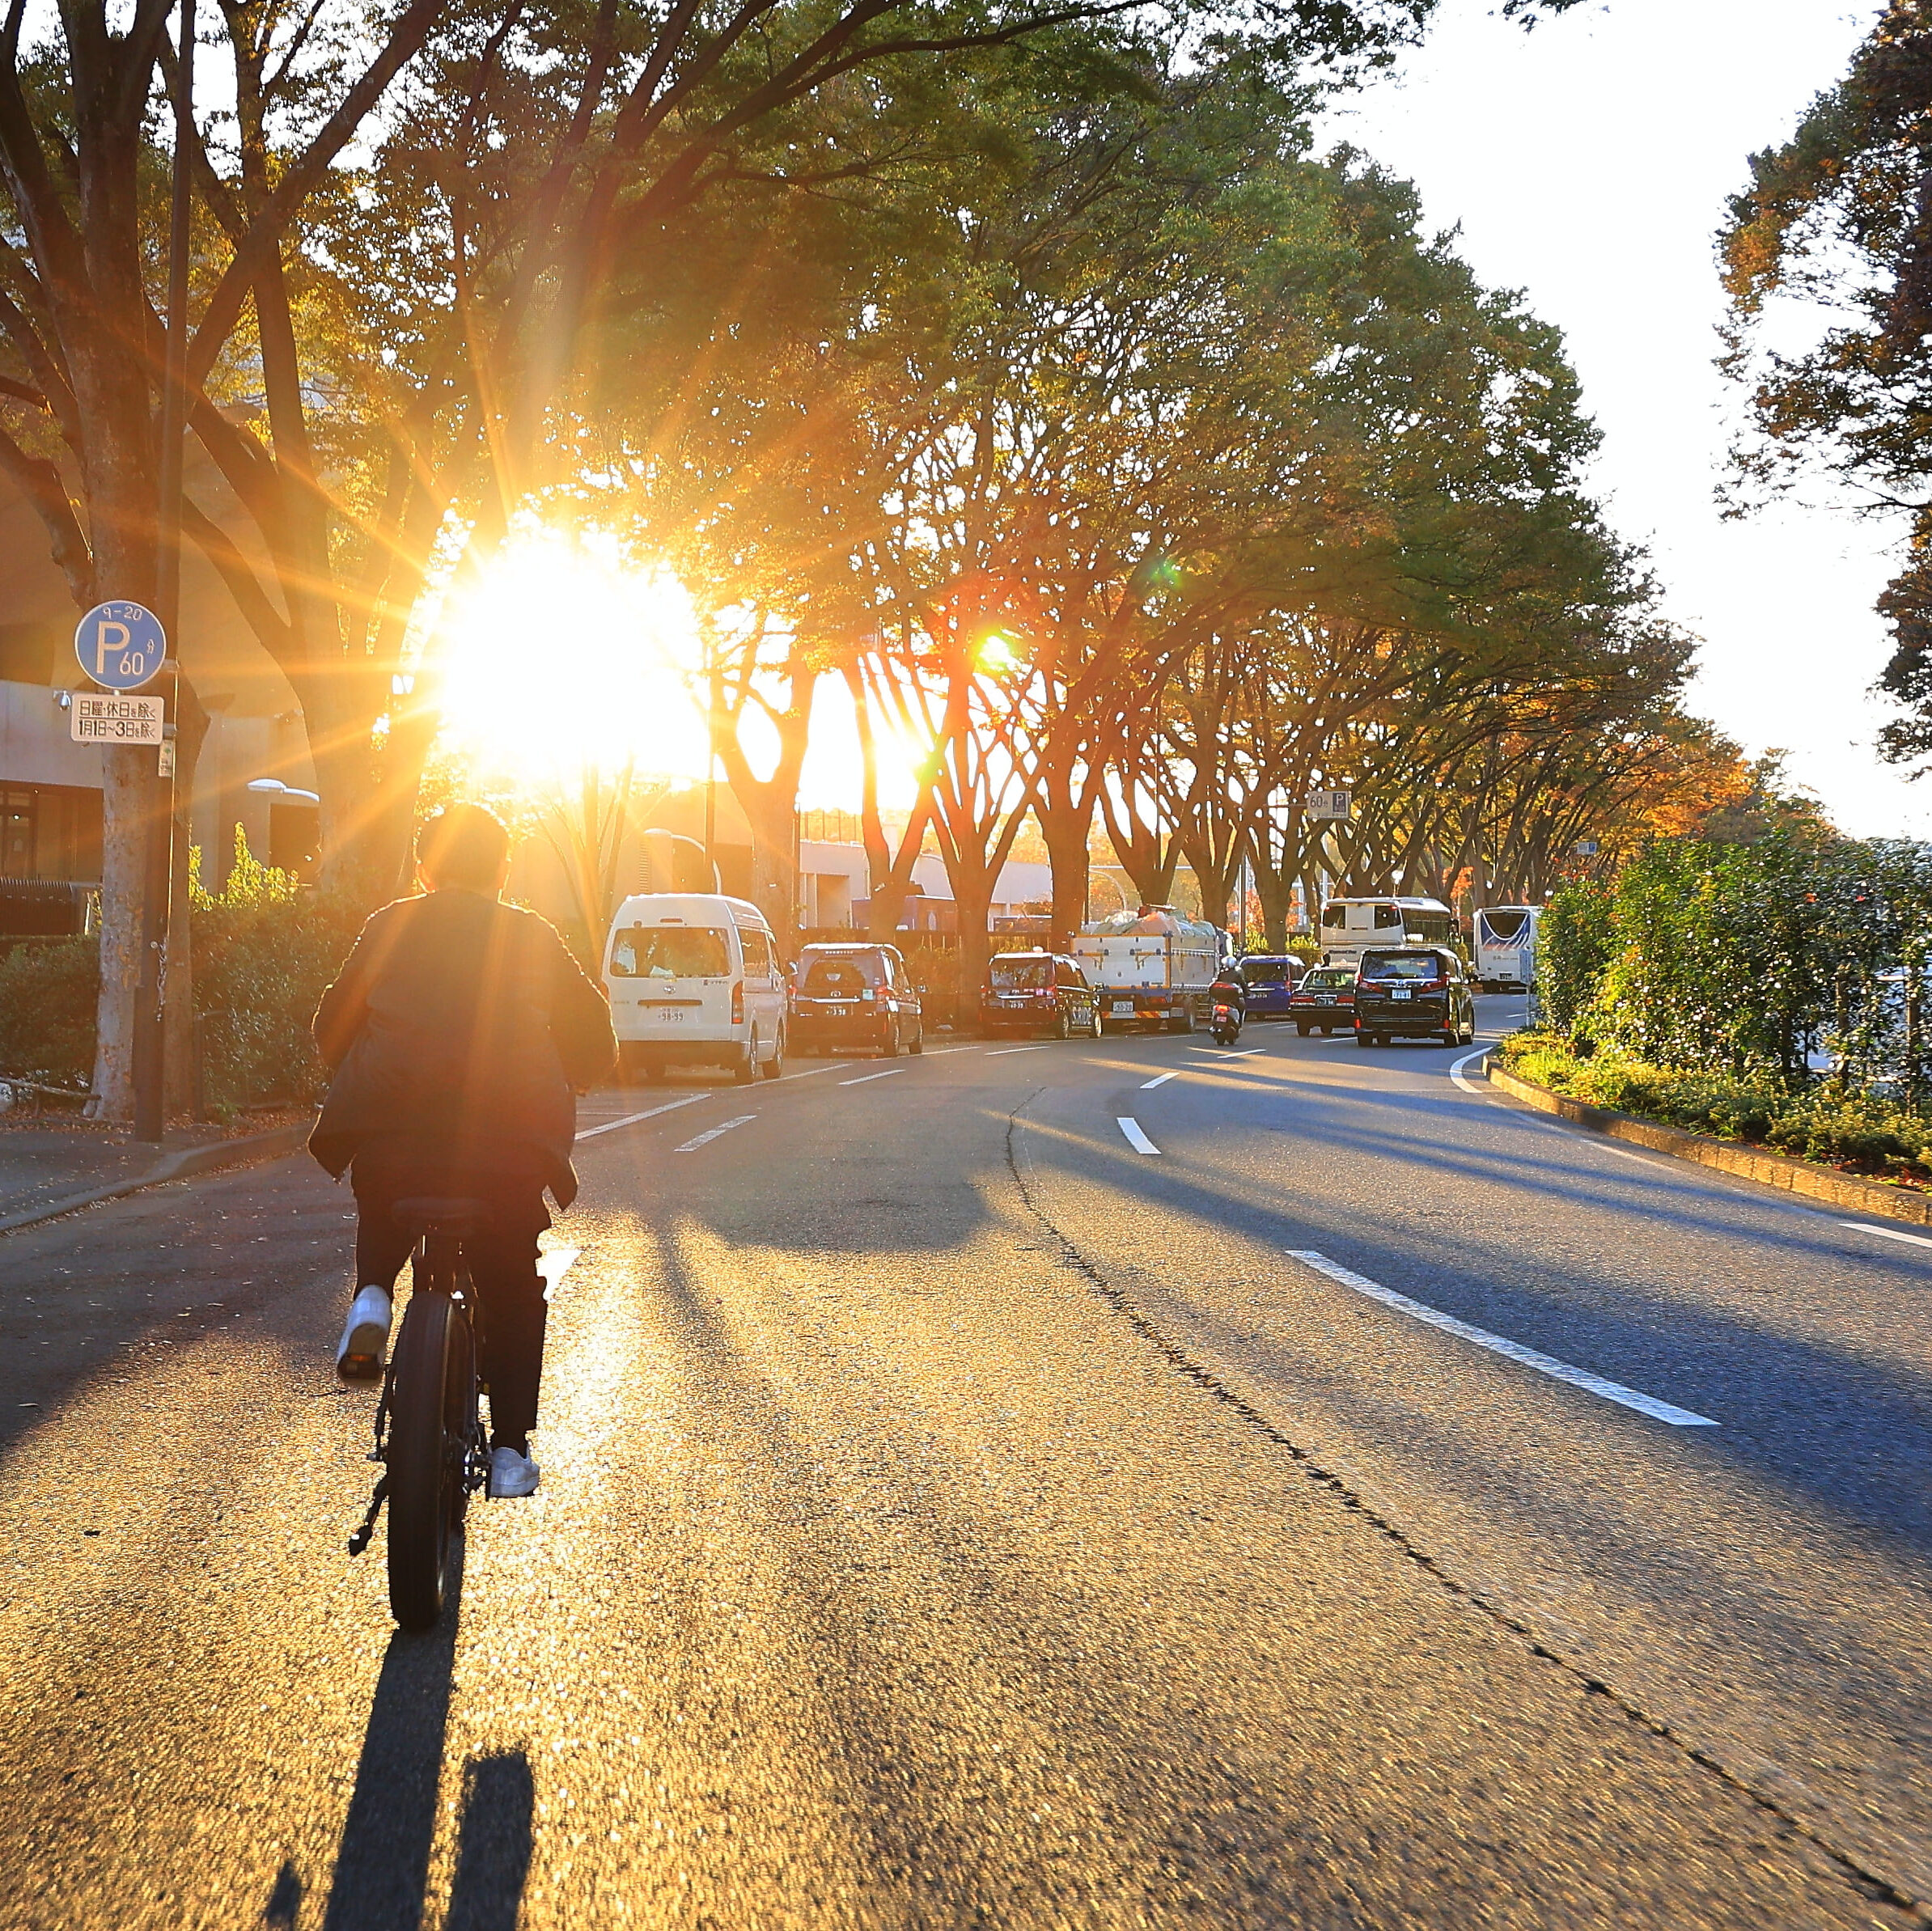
417,803,511,891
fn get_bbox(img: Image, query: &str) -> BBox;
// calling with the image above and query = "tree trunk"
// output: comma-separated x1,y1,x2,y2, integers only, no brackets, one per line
1037,797,1092,951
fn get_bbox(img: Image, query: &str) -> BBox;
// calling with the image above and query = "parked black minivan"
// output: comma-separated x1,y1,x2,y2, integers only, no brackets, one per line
1353,946,1476,1048
789,943,924,1057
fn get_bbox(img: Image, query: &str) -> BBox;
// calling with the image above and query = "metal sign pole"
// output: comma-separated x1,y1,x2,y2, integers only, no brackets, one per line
133,0,196,1143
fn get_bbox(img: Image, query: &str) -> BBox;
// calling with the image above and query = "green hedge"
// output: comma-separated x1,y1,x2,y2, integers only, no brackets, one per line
1498,1031,1932,1184
1540,835,1932,1094
191,831,364,1114
0,936,98,1086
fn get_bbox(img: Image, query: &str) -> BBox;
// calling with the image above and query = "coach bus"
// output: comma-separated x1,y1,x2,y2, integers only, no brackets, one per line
1474,904,1542,993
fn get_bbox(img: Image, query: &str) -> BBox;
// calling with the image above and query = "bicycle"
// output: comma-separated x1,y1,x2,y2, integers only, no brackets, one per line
347,1198,492,1631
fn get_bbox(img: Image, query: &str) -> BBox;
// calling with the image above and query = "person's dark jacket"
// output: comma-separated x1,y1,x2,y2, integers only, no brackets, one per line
310,888,616,1206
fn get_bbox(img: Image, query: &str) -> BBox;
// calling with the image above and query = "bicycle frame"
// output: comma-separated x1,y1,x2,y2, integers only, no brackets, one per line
347,1217,491,1620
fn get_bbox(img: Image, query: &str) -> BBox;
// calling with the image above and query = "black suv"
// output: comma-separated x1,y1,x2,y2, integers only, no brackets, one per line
790,943,924,1057
1354,946,1476,1048
980,951,1100,1038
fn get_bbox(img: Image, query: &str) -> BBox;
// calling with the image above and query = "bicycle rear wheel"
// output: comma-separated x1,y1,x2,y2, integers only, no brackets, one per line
386,1292,473,1631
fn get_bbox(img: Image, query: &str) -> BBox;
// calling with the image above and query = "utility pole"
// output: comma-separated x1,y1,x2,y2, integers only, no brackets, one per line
134,0,195,1144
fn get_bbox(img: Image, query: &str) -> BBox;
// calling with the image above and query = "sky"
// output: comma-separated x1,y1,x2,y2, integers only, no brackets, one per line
1321,0,1926,837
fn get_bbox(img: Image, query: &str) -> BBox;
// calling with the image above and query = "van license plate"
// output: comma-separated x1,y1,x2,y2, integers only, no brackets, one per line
1391,989,1410,1001
655,1009,685,1023
1111,1000,1135,1016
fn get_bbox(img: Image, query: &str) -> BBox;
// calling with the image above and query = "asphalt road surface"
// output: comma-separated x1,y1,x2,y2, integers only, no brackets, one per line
2,999,1927,1929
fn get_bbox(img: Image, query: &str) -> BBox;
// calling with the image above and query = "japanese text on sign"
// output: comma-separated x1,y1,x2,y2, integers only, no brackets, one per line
70,693,164,744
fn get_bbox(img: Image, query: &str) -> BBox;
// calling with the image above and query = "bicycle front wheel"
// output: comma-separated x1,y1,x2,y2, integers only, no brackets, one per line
386,1294,472,1631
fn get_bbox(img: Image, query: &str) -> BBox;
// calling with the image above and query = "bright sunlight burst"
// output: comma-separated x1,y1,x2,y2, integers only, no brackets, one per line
433,528,709,780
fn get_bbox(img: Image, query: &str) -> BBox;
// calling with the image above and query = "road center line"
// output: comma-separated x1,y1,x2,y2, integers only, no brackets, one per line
1140,1070,1180,1089
840,1068,906,1086
1839,1219,1932,1251
986,1045,1048,1056
1116,1116,1160,1154
673,1115,756,1153
1286,1250,1718,1427
576,1094,709,1140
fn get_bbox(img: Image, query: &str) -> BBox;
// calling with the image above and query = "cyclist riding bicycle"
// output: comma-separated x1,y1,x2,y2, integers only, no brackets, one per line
310,804,616,1499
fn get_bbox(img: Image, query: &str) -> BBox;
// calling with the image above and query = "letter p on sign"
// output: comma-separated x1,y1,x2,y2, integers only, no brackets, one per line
93,620,131,678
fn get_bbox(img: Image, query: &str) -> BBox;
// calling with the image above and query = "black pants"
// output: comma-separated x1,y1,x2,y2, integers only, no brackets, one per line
350,1149,553,1450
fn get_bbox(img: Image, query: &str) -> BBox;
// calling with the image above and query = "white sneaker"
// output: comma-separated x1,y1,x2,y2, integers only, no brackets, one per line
335,1285,392,1381
488,1446,540,1499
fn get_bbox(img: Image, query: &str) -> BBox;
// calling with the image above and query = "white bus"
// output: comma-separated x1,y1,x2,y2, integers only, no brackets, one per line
1317,896,1457,965
1474,905,1541,993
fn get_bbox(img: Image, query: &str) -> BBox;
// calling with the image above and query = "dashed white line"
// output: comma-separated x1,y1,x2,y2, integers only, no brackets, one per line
576,1094,710,1139
1189,1046,1261,1057
1116,1117,1160,1154
986,1045,1048,1056
840,1068,906,1086
1287,1251,1718,1427
1140,1070,1180,1090
673,1115,756,1153
1838,1219,1932,1251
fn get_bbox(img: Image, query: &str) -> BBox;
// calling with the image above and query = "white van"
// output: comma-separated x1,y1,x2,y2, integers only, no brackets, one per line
603,894,786,1083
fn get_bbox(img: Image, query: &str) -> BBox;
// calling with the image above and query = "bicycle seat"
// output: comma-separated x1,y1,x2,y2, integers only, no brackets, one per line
392,1196,491,1239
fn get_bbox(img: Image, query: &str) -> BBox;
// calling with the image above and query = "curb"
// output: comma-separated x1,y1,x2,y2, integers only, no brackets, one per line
1483,1059,1932,1228
0,1118,313,1239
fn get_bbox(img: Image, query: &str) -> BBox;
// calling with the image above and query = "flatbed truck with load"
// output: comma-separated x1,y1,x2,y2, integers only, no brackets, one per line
1072,906,1223,1035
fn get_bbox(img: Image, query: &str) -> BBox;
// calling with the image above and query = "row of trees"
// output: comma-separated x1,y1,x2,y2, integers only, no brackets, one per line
600,53,1749,992
2,0,1663,1113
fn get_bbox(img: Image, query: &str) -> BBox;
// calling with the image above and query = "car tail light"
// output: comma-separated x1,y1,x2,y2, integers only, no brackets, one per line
731,981,744,1023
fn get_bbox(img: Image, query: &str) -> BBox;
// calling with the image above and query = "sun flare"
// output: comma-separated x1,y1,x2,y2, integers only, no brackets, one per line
434,530,709,781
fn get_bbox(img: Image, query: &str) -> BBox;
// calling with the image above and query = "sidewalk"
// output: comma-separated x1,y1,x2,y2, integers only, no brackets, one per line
0,1111,314,1229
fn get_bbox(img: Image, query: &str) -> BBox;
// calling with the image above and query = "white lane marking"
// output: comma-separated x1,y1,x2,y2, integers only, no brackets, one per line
1448,1048,1487,1095
576,1094,709,1139
1838,1220,1932,1251
673,1115,756,1153
1140,1070,1180,1089
1117,1117,1160,1154
536,1245,583,1299
771,1061,854,1082
1189,1046,1261,1057
1600,1143,1672,1170
840,1068,906,1086
1287,1250,1718,1428
987,1045,1049,1056
921,1044,981,1056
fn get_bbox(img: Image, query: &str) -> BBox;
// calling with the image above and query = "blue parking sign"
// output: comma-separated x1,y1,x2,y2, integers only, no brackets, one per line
74,600,167,690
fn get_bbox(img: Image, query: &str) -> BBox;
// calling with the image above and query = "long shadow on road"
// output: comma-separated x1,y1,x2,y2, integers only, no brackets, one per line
317,1545,534,1931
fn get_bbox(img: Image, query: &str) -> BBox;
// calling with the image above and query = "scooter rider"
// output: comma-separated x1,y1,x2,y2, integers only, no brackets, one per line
1208,961,1247,1041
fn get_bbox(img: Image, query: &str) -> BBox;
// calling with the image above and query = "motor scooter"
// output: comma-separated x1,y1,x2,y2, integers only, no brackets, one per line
1210,995,1244,1047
